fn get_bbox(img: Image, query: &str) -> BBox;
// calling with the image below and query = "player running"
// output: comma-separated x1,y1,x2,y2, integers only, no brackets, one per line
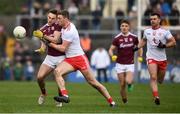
109,20,142,104
48,10,116,107
33,9,65,107
135,13,176,105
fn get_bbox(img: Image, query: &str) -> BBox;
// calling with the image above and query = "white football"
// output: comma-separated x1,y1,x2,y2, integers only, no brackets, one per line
13,26,26,39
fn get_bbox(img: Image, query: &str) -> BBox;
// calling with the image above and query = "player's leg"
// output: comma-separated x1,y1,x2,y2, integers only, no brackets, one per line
126,71,134,92
147,63,160,105
117,73,127,103
157,61,167,84
37,63,53,104
53,61,75,103
80,68,115,106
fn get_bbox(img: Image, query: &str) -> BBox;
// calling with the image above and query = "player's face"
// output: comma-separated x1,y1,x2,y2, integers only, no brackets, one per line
47,13,57,25
57,15,65,27
120,23,129,34
150,15,160,27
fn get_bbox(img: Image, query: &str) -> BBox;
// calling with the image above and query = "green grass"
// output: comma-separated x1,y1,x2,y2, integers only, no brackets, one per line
0,81,180,113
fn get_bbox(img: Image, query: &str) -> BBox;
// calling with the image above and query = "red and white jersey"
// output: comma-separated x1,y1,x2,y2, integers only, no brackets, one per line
143,27,173,61
61,22,84,58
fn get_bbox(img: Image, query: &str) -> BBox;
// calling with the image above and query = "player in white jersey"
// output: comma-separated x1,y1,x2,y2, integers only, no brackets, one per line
49,10,115,107
135,13,176,105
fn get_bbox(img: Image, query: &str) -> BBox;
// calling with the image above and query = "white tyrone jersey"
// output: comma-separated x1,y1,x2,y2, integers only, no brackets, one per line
143,27,173,61
61,22,84,58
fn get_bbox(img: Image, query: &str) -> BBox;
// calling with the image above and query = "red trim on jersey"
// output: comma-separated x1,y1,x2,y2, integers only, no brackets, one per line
147,59,167,70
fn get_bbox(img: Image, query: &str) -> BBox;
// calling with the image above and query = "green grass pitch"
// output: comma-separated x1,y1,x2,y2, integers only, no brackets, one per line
0,81,180,113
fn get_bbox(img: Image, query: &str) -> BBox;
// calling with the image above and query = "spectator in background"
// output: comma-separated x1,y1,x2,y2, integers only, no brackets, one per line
116,8,125,30
98,0,106,14
170,60,180,83
30,1,43,30
79,3,90,30
92,5,102,30
127,0,135,13
0,25,6,57
169,4,180,26
80,33,92,59
2,57,12,80
159,0,171,16
143,5,153,26
13,62,23,81
91,47,110,82
24,60,35,81
68,2,79,24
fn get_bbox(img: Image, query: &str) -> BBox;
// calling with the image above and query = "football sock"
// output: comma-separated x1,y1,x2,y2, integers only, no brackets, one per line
41,88,46,95
58,88,62,96
61,89,68,97
107,97,113,104
128,84,133,92
152,91,159,97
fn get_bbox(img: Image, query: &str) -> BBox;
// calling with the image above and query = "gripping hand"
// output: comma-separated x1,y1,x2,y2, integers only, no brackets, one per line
111,55,117,62
34,47,45,54
33,30,44,39
157,40,166,48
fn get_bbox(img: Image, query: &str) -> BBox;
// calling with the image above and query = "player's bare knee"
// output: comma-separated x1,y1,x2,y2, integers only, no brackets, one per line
151,76,157,81
37,74,45,81
54,68,63,76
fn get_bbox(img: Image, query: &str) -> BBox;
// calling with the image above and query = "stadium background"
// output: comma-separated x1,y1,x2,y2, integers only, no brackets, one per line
0,0,180,113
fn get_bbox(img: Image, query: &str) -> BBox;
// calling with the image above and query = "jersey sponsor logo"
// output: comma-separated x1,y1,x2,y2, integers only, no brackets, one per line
119,43,133,48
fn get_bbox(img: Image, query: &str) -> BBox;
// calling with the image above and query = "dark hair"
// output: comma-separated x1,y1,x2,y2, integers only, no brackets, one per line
151,12,161,19
120,20,130,25
58,10,70,19
48,9,58,15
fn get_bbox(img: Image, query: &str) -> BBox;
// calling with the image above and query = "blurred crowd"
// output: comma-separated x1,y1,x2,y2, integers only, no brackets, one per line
0,0,180,82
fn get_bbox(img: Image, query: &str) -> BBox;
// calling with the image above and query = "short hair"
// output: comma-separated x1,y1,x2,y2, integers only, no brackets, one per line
151,12,161,19
120,20,130,25
58,10,70,19
48,9,58,15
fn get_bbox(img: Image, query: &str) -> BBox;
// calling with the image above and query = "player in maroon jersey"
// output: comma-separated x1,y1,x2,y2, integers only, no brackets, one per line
109,20,142,103
33,9,65,107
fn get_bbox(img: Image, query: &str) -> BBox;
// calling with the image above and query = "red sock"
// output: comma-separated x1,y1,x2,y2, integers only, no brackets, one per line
60,89,68,97
107,97,113,104
152,91,159,97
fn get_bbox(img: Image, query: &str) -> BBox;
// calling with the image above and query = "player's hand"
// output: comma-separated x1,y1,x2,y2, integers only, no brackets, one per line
34,47,45,54
138,56,143,62
157,40,166,48
133,47,139,52
33,30,44,39
111,55,117,62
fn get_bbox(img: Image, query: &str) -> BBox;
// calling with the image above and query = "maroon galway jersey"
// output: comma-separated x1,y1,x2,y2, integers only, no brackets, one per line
40,23,65,56
112,32,138,64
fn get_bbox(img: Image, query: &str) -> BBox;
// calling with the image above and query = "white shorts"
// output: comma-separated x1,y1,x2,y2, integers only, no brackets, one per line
43,55,65,68
115,63,134,73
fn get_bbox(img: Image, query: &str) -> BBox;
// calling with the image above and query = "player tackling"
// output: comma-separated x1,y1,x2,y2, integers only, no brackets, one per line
48,10,116,107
